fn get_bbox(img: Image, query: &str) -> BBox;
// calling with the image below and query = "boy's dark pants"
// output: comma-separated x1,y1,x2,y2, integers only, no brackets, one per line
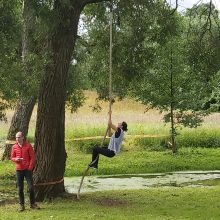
91,147,115,168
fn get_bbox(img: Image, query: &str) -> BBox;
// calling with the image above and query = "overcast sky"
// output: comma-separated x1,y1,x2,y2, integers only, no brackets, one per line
169,0,220,12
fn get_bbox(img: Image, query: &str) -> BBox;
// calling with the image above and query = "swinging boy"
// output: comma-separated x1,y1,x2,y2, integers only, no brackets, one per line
89,110,128,169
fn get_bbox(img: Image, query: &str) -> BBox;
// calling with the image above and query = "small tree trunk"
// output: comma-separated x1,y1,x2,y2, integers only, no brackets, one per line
2,0,36,160
170,115,177,153
2,97,36,160
170,48,177,153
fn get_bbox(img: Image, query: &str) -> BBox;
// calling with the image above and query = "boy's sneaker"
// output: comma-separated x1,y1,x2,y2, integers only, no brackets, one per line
18,205,25,212
89,164,98,169
30,203,40,209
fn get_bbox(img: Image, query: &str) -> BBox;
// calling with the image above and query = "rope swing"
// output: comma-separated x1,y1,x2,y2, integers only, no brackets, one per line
77,1,114,200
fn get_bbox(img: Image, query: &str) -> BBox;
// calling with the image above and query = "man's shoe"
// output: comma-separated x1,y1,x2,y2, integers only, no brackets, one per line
18,205,25,212
30,203,40,209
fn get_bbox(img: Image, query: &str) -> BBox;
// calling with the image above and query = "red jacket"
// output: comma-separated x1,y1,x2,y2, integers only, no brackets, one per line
11,141,35,171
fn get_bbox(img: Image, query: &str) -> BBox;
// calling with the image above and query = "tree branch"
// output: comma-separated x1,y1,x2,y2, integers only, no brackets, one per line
81,0,110,7
200,0,213,39
170,0,178,15
76,35,95,53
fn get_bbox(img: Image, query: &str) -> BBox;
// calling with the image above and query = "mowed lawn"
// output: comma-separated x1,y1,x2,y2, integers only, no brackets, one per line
0,187,220,220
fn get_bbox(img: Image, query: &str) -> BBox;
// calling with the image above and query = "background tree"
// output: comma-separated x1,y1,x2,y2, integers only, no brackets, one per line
131,3,220,152
132,35,209,152
0,0,22,120
76,0,177,102
185,2,220,112
2,0,40,160
75,1,192,153
2,0,87,160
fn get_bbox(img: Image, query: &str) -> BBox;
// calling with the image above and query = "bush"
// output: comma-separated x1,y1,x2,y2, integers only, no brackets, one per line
65,129,220,153
131,129,220,150
133,136,170,151
176,130,220,148
67,139,109,153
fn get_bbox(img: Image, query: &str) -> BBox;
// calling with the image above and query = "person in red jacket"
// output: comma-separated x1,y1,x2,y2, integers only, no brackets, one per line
11,131,40,212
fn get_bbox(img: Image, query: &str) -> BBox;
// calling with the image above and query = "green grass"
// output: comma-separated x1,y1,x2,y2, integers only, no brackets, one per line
2,144,220,178
65,147,220,176
1,92,220,219
0,188,220,219
176,128,220,148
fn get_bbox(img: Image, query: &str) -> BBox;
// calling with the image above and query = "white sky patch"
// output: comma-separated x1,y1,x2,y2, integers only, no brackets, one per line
169,0,220,12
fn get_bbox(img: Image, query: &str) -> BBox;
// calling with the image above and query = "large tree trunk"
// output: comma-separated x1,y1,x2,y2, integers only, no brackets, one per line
33,4,83,201
2,98,36,160
33,0,107,201
2,0,36,160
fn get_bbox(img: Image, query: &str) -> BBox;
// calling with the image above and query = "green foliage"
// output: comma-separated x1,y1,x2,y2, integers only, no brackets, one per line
185,2,219,19
79,1,180,100
131,35,209,146
0,0,22,97
164,111,206,128
133,137,170,151
66,139,109,154
0,0,87,117
2,135,220,177
66,64,87,112
79,1,220,148
132,129,220,150
129,5,220,145
207,71,220,111
65,125,107,139
65,145,220,176
0,0,23,119
0,160,14,177
185,3,220,112
177,129,220,148
0,1,46,112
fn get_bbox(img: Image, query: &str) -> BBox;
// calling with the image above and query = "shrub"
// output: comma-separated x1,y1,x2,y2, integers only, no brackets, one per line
133,136,170,151
176,130,220,148
67,139,109,153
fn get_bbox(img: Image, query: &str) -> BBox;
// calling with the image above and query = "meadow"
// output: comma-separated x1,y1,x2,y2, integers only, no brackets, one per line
1,91,220,219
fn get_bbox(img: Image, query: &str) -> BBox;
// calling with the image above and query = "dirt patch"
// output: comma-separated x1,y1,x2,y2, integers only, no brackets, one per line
0,198,17,206
94,197,128,207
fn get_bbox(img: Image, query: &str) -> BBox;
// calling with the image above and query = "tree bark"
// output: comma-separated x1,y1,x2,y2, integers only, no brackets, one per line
170,49,177,153
2,98,36,160
33,3,83,201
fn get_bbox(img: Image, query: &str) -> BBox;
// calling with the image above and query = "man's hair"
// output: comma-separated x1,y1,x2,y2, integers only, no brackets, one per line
122,121,128,131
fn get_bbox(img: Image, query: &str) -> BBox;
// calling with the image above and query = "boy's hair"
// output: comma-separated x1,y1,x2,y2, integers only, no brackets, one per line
122,121,128,131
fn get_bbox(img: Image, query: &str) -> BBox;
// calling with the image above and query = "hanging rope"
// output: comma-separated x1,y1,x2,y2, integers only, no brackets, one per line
107,1,113,137
77,1,113,200
34,178,64,186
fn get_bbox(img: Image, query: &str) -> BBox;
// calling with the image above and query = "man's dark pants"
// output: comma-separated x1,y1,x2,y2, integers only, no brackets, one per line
16,170,35,205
